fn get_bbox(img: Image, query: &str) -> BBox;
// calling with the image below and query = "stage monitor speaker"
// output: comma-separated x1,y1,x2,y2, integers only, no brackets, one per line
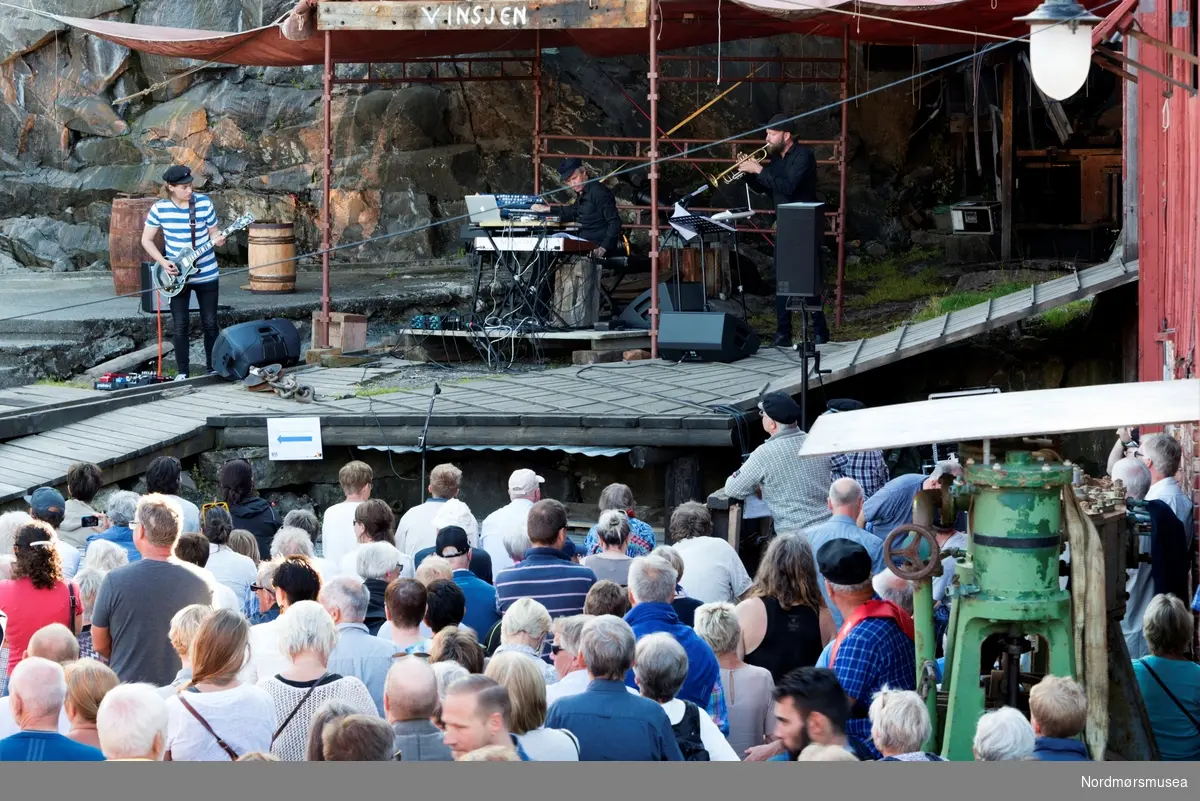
775,202,825,298
657,311,759,363
211,319,302,380
616,282,706,329
140,262,198,314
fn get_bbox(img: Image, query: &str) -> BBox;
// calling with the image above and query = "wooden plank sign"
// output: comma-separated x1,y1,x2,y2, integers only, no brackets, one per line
318,0,649,31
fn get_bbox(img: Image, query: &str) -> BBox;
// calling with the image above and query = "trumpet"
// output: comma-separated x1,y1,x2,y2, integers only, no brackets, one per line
708,146,771,186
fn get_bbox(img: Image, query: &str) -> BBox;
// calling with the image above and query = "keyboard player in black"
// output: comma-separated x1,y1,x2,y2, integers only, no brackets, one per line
531,158,621,258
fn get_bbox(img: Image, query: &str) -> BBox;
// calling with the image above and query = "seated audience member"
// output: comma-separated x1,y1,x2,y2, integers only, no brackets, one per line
304,699,359,761
869,686,943,761
322,461,374,568
416,555,453,585
96,683,169,761
0,624,80,738
973,706,1036,761
219,458,280,560
479,469,544,572
228,530,261,565
356,542,408,634
341,499,407,579
321,714,396,761
435,526,500,640
86,491,141,564
668,502,751,605
806,478,886,628
64,659,120,750
203,505,257,608
756,667,874,762
272,526,338,581
255,601,377,761
546,615,617,706
458,744,520,761
544,615,683,761
1131,593,1200,761
503,526,533,567
397,464,474,555
407,579,468,655
59,462,105,550
486,652,580,760
321,576,401,716
144,456,202,535
420,499,487,575
582,511,634,586
495,598,559,685
583,579,628,618
495,499,597,618
282,509,339,577
440,675,526,760
430,626,486,675
173,532,240,610
1029,675,1091,761
27,487,82,579
583,484,656,557
0,658,105,761
376,578,427,652
247,555,323,681
650,546,702,626
433,662,471,704
0,522,84,678
160,604,212,695
797,743,861,761
163,609,275,761
385,657,453,762
82,539,128,574
634,633,739,761
695,602,775,756
872,568,914,616
237,751,280,762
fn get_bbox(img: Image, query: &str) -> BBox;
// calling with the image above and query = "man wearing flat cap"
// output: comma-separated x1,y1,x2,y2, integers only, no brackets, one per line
817,539,915,760
823,398,891,499
141,165,226,378
532,158,622,258
736,113,826,348
722,390,831,536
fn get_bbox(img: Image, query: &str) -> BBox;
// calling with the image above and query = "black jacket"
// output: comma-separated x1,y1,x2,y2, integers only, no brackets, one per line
231,497,281,560
1147,499,1190,600
364,578,389,636
557,182,622,253
753,143,817,207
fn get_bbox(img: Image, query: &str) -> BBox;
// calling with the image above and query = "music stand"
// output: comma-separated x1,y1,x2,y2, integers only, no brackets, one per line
668,204,736,311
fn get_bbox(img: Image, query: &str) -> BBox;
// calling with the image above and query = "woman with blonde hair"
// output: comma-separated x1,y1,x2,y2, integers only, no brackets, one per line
695,602,775,756
494,597,558,684
164,608,276,760
81,539,128,574
161,604,212,694
227,530,261,565
735,533,831,683
484,651,579,760
65,659,120,749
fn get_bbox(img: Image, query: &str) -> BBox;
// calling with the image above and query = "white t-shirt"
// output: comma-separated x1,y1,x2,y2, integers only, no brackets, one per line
0,698,70,739
164,684,277,761
206,546,258,608
247,619,288,683
660,698,740,761
478,499,534,572
673,536,753,604
321,501,362,567
166,495,202,535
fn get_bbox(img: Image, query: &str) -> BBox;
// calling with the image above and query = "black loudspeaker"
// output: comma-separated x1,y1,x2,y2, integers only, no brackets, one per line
140,262,198,313
657,311,760,363
211,319,302,380
775,202,825,298
617,282,706,329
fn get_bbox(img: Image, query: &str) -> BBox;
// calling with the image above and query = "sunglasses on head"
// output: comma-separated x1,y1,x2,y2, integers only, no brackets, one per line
201,501,230,515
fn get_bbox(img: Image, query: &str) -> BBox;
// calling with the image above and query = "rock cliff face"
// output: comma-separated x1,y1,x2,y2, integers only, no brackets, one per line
0,2,922,276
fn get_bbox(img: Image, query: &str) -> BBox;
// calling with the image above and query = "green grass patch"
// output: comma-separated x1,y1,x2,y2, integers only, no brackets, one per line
911,281,1034,322
354,386,401,398
36,377,93,390
843,247,949,310
1031,298,1093,330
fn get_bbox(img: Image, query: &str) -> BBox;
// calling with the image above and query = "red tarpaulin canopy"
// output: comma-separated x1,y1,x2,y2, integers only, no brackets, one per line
31,0,1112,66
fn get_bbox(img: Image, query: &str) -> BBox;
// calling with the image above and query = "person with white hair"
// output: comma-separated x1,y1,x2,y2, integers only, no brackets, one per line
81,539,129,574
432,660,469,699
356,541,407,635
0,623,79,739
494,597,559,685
86,490,141,564
872,569,914,616
0,657,105,760
869,686,943,761
860,459,963,538
634,633,739,760
384,656,453,761
1138,432,1193,543
272,526,340,580
72,568,107,661
479,468,544,571
96,683,169,761
255,600,377,761
503,525,533,565
973,706,1035,761
321,575,401,716
396,463,475,556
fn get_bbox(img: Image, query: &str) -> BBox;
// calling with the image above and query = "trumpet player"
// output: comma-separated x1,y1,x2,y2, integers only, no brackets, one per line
736,114,827,347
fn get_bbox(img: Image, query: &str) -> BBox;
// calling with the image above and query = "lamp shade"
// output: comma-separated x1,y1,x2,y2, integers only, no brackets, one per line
1027,19,1094,100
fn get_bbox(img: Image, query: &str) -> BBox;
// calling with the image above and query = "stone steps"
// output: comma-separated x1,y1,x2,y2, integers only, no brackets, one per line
0,337,83,368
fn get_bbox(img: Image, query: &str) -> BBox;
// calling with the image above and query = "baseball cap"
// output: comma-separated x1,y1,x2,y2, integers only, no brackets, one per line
436,526,471,558
162,165,193,184
816,539,872,585
825,398,865,413
509,469,545,495
758,391,802,425
25,487,65,518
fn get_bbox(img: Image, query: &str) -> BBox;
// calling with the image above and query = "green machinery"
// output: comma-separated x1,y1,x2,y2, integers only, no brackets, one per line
884,450,1080,760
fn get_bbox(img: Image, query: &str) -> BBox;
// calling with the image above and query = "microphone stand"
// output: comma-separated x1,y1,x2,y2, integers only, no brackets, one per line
419,382,441,502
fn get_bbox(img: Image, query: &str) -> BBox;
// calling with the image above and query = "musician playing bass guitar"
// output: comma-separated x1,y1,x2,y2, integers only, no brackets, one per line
140,165,227,378
736,114,827,348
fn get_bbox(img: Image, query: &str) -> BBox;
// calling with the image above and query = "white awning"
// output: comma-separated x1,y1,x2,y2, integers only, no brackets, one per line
358,444,630,458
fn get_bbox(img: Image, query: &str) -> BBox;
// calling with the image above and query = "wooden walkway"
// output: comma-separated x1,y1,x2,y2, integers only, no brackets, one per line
0,255,1138,502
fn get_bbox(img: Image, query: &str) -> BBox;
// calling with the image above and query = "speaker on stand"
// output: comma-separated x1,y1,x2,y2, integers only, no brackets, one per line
775,202,829,425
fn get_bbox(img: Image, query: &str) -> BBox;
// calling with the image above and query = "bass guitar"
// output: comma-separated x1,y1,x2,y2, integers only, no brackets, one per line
153,212,256,297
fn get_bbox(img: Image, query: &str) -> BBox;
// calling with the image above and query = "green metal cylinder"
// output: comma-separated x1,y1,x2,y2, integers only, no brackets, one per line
963,451,1073,600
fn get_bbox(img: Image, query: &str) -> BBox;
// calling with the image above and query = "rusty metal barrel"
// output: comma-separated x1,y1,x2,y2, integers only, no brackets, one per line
109,196,161,296
248,223,297,294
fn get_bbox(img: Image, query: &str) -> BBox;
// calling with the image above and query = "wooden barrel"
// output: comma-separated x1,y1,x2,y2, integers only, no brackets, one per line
248,223,297,294
109,197,161,296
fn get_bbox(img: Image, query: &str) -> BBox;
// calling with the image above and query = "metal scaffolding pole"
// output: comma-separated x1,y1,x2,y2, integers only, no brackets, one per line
836,27,849,327
533,30,542,195
648,3,660,358
319,30,332,349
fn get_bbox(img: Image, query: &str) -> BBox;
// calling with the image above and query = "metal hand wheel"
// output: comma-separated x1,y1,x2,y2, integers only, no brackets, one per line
882,523,942,582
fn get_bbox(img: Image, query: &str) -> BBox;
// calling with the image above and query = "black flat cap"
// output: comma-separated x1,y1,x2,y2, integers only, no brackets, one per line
817,539,873,585
162,165,193,184
826,398,866,413
766,113,795,134
558,157,583,178
759,391,802,425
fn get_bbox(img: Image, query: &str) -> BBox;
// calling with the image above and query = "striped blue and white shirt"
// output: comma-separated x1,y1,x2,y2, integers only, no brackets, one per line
145,194,220,284
494,547,597,618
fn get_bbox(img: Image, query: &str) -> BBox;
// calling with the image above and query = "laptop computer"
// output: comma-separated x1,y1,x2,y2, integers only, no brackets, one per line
466,195,502,224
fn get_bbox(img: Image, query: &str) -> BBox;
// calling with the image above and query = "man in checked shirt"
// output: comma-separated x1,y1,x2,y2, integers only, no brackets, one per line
722,391,831,536
822,399,891,499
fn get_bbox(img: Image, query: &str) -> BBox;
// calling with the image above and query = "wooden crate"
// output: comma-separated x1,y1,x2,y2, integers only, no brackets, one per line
312,311,368,355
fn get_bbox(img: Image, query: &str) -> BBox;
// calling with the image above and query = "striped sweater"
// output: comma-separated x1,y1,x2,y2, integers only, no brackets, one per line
494,548,597,618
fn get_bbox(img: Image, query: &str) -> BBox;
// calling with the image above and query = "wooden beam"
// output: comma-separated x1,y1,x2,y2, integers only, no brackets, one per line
1092,53,1139,84
1126,28,1200,68
318,0,648,31
1098,49,1199,96
1001,56,1014,264
217,424,733,449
